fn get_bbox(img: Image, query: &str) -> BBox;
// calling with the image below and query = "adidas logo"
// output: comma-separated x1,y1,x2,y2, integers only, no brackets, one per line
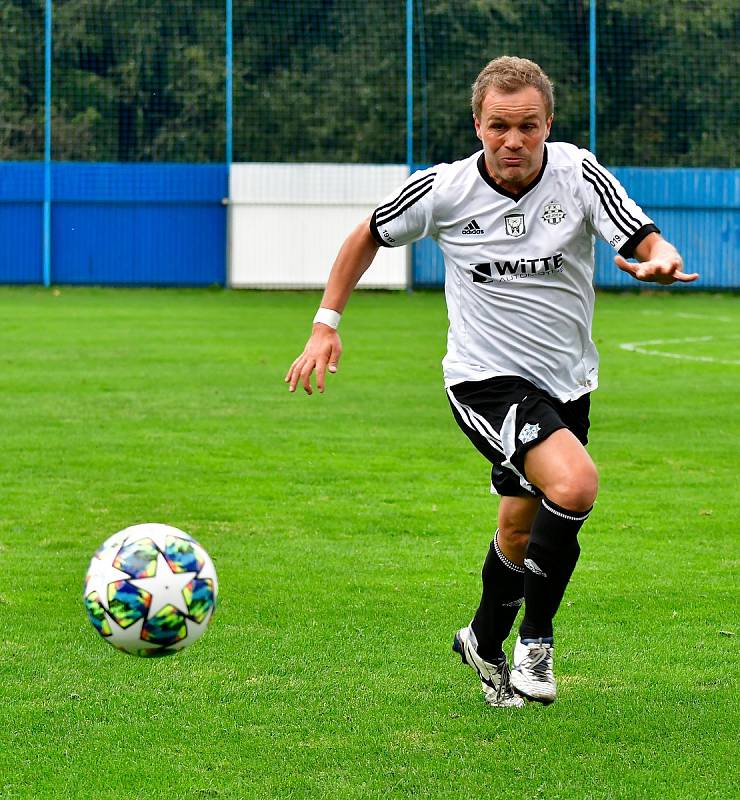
461,219,484,235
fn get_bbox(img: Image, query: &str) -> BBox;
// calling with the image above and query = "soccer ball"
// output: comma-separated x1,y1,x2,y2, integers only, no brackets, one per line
83,523,218,657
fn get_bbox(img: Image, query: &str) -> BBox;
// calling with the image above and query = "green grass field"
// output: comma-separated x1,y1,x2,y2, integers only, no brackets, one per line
0,287,737,799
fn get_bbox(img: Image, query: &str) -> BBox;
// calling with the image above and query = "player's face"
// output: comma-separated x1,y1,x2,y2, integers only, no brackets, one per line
474,86,552,193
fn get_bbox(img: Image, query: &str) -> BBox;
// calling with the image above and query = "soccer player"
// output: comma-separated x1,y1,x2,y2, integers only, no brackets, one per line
285,56,697,707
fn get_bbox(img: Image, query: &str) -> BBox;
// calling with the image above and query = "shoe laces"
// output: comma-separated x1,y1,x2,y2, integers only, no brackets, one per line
494,659,516,700
480,656,515,702
522,642,553,682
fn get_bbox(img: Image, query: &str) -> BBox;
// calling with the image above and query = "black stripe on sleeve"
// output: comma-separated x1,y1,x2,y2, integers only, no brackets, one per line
375,172,437,218
375,176,435,225
374,183,434,227
582,160,640,237
585,160,642,229
583,171,631,237
369,212,391,247
617,223,661,259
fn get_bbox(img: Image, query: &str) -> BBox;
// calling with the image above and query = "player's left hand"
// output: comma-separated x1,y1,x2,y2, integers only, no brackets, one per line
614,253,699,285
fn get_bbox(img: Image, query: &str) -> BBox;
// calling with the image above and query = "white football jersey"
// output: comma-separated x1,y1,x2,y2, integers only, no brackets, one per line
370,142,658,401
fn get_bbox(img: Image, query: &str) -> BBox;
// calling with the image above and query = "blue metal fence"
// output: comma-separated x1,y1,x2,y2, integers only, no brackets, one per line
0,163,227,286
1,162,736,288
594,168,739,289
0,163,44,284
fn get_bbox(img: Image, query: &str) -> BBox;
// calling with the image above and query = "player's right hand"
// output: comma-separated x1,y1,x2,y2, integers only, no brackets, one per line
285,324,342,395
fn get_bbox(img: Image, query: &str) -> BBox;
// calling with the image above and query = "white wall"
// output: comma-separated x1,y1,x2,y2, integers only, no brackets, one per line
228,163,409,289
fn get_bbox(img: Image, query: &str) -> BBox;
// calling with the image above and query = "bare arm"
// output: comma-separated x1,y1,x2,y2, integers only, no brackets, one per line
614,232,698,285
285,217,380,394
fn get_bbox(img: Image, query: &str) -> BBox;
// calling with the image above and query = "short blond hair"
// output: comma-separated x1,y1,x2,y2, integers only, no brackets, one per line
472,56,554,119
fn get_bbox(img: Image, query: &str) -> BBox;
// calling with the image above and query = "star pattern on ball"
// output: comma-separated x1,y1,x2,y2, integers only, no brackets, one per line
84,524,218,657
128,551,198,616
85,546,132,608
131,524,185,553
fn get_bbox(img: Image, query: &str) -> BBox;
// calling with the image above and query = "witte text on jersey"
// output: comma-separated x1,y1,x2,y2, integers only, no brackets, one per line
471,253,564,282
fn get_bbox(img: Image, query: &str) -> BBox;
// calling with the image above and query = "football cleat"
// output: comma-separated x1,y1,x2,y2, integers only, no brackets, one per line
510,636,556,704
453,626,525,708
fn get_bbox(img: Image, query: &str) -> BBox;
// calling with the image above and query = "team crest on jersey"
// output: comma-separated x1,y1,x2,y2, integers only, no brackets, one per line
518,422,541,444
542,201,566,225
504,212,526,238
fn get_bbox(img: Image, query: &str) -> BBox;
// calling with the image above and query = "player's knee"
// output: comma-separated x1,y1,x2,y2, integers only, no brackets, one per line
497,522,530,561
547,464,599,511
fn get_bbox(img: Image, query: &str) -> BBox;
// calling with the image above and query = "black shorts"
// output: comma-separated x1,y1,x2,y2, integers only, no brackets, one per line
447,376,591,497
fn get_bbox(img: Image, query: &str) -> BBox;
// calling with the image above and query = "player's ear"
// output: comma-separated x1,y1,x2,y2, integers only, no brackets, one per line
545,115,553,140
473,114,482,141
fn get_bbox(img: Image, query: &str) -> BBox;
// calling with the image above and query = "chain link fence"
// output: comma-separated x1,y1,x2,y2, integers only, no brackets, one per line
2,0,737,167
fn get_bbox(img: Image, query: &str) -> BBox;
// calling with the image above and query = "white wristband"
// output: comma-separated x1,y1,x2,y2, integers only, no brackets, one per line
313,307,341,329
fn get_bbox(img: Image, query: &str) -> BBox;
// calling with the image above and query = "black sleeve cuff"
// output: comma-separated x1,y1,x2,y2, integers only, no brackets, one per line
369,211,393,248
618,223,660,259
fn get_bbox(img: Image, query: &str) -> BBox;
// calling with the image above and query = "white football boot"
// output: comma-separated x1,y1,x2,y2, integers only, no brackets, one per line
453,626,525,708
510,636,556,704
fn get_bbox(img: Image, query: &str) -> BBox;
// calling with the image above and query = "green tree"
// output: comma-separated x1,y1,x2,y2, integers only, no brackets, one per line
0,0,736,166
0,1,45,159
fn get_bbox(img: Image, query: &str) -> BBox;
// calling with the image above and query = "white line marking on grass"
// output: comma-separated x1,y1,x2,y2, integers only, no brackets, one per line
639,310,732,323
675,312,732,323
619,336,740,366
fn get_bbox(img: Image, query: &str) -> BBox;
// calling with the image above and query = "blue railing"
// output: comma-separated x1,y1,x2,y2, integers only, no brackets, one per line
0,163,227,286
0,162,736,288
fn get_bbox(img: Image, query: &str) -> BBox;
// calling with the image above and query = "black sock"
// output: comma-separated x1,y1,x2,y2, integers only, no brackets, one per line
471,530,525,661
519,498,591,641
